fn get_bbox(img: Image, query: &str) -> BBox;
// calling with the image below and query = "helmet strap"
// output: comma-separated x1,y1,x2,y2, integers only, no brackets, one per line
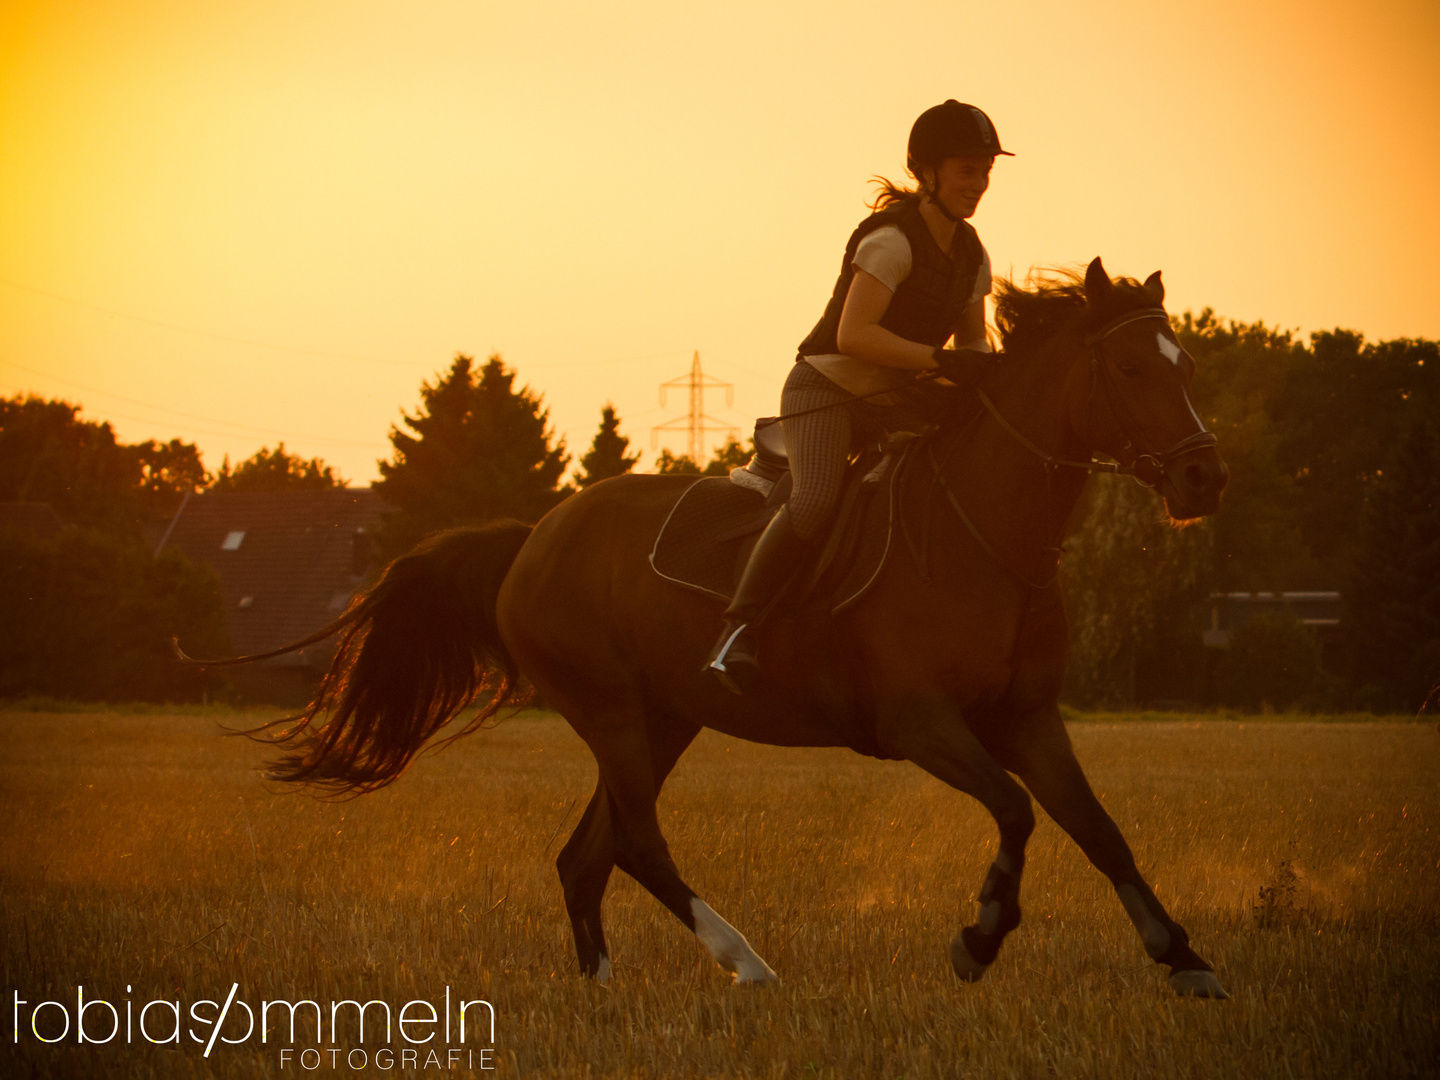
917,166,964,224
929,197,964,224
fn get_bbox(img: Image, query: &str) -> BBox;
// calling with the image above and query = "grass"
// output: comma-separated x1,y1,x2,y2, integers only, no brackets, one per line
2,708,1437,1078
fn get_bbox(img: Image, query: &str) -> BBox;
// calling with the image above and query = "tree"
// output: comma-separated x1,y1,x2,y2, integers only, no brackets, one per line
702,437,753,476
210,442,346,493
654,438,754,477
1178,311,1316,591
373,353,570,557
1213,610,1323,711
1060,473,1213,706
1274,331,1439,574
0,395,207,536
654,449,702,475
576,404,640,488
1344,415,1440,710
0,526,229,701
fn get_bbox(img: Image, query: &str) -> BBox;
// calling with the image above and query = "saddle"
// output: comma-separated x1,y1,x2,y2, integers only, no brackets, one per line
648,419,914,614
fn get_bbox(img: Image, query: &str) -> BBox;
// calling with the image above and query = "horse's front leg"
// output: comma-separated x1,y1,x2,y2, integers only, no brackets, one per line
888,698,1035,981
1000,707,1227,998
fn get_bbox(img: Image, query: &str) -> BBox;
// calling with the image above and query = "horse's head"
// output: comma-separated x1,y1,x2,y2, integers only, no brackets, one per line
1077,257,1229,521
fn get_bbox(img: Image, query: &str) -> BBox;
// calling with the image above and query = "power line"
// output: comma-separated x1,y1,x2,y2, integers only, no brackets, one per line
0,276,417,367
651,351,738,462
0,358,384,449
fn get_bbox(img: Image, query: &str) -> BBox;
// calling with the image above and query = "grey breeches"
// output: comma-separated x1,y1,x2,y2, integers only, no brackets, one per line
779,361,856,542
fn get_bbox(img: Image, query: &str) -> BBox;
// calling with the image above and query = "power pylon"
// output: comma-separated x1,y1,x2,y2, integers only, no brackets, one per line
652,351,738,463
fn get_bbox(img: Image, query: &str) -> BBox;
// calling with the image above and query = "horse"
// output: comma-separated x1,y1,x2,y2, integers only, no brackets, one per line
224,257,1231,997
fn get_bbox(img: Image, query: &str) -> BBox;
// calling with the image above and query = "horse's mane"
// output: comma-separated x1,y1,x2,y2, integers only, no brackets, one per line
993,269,1155,355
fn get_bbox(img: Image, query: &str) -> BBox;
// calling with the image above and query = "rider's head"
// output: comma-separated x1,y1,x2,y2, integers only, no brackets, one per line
907,101,1012,221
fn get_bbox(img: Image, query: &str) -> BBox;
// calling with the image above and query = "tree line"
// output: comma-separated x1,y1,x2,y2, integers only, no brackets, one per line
0,355,742,701
2,316,1436,710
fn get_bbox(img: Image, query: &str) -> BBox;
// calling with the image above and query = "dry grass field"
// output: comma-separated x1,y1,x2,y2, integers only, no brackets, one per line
2,706,1437,1079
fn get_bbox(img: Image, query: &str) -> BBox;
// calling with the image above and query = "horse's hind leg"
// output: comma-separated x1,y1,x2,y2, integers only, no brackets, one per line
591,721,776,984
1001,708,1227,999
891,701,1036,982
556,785,616,980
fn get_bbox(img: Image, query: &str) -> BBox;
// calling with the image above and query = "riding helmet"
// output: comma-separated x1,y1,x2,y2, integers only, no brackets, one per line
908,100,1014,165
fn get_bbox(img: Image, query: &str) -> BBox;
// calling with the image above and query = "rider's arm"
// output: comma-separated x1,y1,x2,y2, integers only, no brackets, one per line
834,269,943,371
951,298,990,352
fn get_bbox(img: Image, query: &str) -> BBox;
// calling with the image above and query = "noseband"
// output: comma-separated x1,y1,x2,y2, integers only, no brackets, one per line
921,305,1219,590
977,306,1218,489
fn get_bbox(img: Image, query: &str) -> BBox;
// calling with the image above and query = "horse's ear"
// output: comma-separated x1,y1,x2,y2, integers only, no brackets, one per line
1144,270,1165,304
1084,257,1111,304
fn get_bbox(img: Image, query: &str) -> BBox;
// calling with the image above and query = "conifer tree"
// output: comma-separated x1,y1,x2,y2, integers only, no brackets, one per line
373,353,569,557
576,404,640,488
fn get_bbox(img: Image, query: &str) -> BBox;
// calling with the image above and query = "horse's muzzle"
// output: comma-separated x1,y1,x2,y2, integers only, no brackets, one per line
1162,447,1229,520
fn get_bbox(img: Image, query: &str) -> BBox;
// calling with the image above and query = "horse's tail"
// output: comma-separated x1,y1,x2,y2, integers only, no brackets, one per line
196,520,534,795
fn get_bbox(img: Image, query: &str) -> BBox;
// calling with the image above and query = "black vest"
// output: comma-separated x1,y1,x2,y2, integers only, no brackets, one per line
797,197,984,358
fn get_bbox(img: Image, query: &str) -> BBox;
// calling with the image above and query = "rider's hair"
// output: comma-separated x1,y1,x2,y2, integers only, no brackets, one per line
868,154,940,211
867,174,920,210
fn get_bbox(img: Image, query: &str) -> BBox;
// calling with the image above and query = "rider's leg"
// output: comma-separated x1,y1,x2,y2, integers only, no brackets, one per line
705,361,850,693
705,505,812,692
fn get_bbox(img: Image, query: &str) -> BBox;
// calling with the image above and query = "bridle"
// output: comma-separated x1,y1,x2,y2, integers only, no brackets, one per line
919,305,1218,590
979,306,1218,489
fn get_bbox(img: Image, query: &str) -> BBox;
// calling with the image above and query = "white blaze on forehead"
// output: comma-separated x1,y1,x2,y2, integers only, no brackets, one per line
1156,331,1182,365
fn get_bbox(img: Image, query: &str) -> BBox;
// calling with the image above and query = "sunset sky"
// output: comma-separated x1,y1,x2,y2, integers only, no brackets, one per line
2,0,1437,484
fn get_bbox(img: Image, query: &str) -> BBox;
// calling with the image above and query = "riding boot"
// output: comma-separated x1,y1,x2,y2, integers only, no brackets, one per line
704,506,813,694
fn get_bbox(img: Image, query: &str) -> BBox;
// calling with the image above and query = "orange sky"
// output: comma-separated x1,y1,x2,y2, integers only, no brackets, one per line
2,0,1437,484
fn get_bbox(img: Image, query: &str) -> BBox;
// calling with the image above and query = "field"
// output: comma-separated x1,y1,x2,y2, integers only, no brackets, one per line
2,707,1437,1079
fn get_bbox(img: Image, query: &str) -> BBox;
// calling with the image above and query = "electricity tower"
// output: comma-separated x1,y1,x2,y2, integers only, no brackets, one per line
651,351,738,463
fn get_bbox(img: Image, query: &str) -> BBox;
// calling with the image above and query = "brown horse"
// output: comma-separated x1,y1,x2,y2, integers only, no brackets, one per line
231,258,1230,996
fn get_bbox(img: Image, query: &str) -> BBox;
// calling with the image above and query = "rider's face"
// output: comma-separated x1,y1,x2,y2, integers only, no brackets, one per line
927,155,994,219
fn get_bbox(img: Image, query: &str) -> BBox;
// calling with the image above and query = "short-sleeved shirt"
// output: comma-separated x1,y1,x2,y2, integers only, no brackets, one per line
805,225,991,399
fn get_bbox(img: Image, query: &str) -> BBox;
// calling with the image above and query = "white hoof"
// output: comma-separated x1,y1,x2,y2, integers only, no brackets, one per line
595,954,612,984
949,935,989,983
1169,969,1228,999
734,966,779,986
691,899,778,984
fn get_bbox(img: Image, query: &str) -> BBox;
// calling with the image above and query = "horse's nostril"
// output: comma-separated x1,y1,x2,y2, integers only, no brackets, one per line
1185,462,1208,491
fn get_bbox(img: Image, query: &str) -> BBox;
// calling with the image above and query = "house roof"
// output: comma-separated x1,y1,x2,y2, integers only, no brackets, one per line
159,488,389,667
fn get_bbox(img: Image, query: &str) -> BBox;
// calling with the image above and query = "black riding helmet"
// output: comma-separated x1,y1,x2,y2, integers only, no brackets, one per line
907,100,1014,170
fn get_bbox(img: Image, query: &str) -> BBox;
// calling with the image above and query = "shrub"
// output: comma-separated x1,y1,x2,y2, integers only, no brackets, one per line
1214,609,1322,711
0,527,229,701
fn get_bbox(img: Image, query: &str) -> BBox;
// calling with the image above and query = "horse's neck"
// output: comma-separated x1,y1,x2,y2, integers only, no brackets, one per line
932,334,1091,580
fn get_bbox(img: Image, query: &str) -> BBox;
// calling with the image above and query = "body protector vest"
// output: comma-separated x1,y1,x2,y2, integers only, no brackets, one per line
797,196,984,358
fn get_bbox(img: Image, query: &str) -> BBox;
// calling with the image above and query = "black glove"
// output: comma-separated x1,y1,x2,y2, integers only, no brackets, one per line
931,346,997,389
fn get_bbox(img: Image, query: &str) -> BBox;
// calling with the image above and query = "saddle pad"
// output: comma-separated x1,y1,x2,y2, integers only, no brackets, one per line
649,477,770,602
648,453,903,614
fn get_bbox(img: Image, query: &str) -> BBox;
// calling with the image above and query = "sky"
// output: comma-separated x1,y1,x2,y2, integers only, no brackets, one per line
2,0,1437,485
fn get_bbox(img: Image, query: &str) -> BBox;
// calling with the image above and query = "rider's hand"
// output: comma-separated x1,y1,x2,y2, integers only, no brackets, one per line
931,347,998,389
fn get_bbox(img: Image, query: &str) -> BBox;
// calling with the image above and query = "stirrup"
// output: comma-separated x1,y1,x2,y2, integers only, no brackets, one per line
705,623,751,695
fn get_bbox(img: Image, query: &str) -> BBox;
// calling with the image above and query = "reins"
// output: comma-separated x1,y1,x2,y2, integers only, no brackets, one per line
757,368,953,429
918,304,1220,590
975,306,1218,488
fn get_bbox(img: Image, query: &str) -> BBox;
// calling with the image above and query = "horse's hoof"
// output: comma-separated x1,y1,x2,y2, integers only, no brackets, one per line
734,968,779,986
1169,968,1228,999
949,935,989,983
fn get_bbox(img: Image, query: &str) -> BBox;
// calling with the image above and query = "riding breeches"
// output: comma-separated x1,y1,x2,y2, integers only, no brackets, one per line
779,360,857,542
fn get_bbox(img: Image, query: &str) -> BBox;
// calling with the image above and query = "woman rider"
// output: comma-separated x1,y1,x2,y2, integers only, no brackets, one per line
706,100,1012,693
